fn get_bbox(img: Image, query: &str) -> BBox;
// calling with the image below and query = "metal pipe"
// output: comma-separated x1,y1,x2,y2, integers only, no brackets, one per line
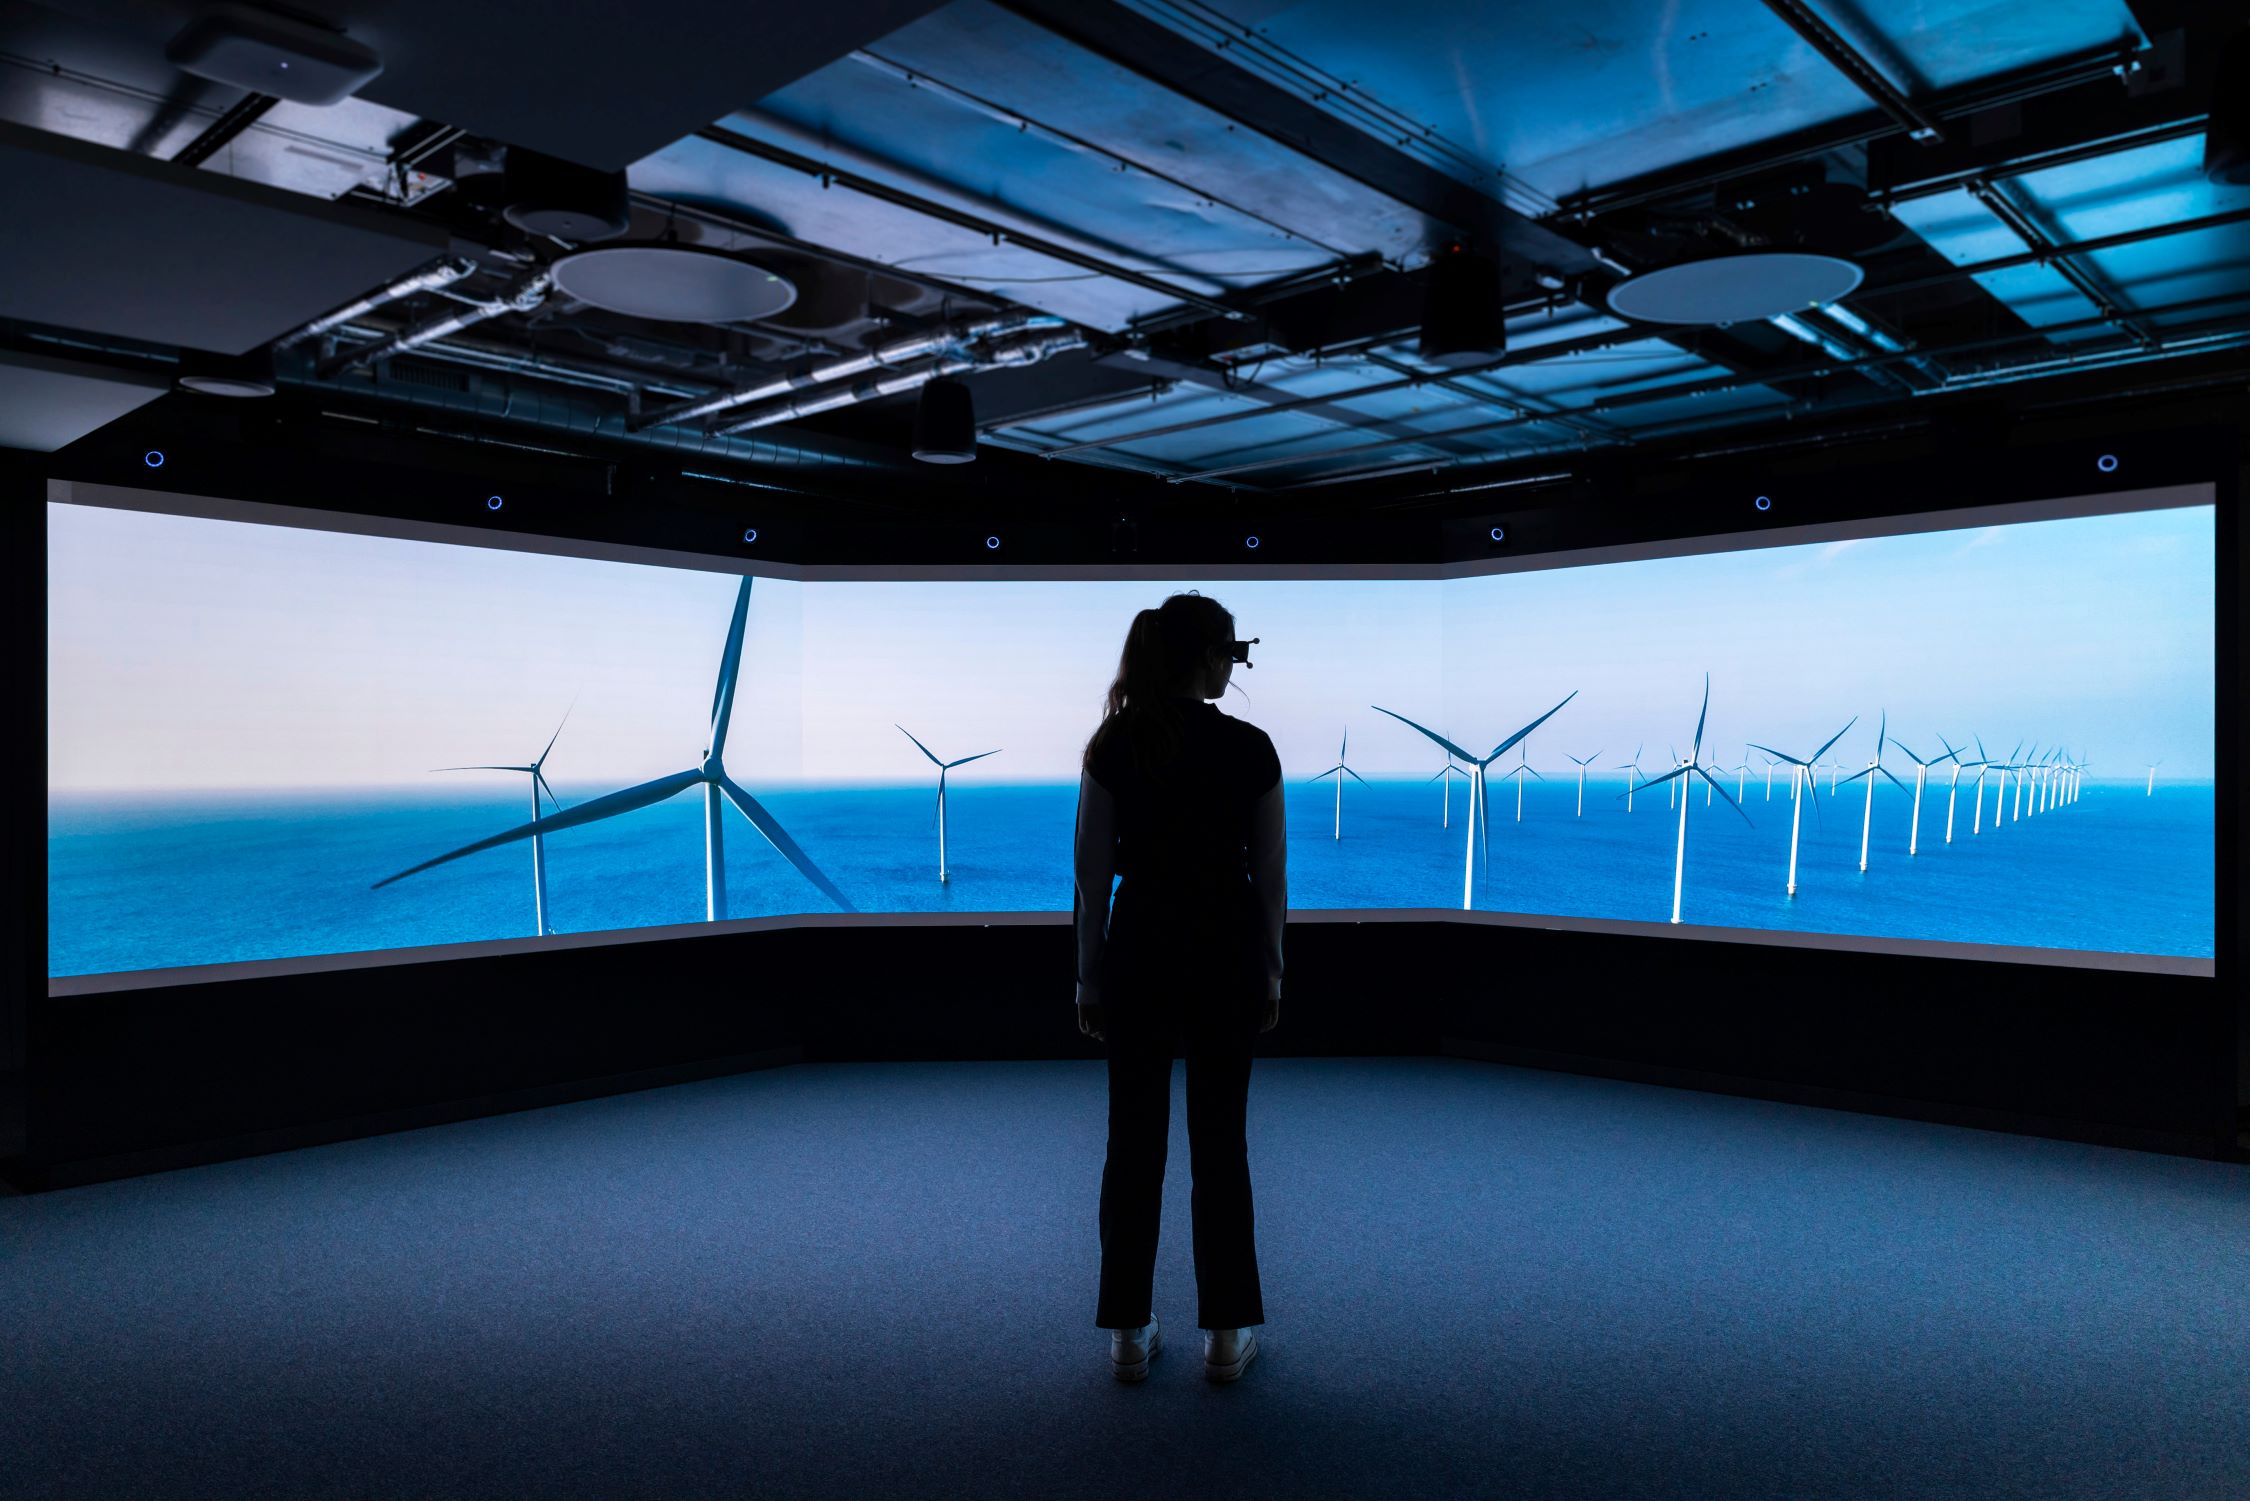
319,270,552,376
634,312,1063,432
717,330,1087,435
275,256,480,350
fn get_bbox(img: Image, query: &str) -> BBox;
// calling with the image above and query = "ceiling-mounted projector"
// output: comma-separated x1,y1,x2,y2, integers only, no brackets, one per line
166,3,383,106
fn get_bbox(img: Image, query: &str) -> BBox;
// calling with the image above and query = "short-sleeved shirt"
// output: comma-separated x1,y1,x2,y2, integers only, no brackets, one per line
1085,701,1281,998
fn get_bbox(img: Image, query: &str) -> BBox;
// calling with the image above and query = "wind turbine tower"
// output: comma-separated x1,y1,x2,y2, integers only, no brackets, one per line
1565,751,1602,817
431,706,573,937
1429,758,1472,828
1374,692,1577,911
1886,733,1952,857
1626,674,1751,924
1308,728,1369,840
897,726,1000,883
1748,717,1855,898
1839,712,1908,872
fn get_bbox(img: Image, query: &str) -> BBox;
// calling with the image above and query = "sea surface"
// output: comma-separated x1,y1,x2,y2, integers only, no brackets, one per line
47,776,2215,977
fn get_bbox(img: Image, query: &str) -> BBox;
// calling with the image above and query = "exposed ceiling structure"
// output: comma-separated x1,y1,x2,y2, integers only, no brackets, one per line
2,0,2244,485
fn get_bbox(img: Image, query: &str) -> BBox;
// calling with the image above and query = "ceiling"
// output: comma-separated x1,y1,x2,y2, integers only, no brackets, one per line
2,0,2243,489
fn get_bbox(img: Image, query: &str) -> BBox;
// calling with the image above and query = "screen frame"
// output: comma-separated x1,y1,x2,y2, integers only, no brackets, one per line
42,475,2223,994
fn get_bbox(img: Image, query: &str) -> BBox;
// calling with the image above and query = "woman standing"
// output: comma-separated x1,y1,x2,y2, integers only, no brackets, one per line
1073,592,1286,1383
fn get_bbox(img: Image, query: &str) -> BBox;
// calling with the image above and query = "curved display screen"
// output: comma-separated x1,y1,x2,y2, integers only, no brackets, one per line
46,486,2216,987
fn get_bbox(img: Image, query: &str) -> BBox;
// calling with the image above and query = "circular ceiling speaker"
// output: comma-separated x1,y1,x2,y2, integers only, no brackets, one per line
501,148,630,241
912,377,977,464
550,244,798,324
176,346,276,398
1605,252,1865,326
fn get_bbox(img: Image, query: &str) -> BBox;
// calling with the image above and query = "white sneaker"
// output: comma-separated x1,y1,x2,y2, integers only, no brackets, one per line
1203,1326,1258,1382
1110,1315,1161,1382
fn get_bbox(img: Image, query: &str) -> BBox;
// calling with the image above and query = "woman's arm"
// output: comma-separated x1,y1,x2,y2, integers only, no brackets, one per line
1248,777,1287,1001
1072,769,1117,1008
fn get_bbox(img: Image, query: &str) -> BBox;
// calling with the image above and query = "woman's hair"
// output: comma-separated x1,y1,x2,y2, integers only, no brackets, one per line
1083,591,1235,776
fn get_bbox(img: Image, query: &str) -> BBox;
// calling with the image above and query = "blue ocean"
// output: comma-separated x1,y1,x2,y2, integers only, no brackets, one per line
48,776,2214,978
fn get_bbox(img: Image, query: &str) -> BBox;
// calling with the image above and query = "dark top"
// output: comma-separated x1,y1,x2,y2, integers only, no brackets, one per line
1079,702,1283,1005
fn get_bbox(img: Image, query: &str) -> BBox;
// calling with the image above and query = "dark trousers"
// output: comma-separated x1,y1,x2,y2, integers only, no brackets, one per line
1094,994,1265,1331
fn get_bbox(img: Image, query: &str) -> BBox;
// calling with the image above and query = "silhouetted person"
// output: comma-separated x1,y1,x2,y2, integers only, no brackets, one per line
1074,592,1285,1383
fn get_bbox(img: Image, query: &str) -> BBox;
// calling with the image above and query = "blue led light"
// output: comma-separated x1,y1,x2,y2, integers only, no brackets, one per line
2097,454,2119,473
985,534,1000,550
742,527,759,544
1245,534,1261,550
143,450,164,468
486,495,503,511
1755,495,1772,511
1489,525,1506,542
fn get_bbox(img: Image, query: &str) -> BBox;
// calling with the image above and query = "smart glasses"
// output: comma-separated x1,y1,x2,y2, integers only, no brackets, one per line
1227,636,1259,668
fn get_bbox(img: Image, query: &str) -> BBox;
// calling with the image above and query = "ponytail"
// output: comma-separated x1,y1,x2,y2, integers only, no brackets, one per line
1083,592,1234,778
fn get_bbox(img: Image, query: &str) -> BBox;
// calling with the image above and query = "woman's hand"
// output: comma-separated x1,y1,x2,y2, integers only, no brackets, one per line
1077,1001,1106,1043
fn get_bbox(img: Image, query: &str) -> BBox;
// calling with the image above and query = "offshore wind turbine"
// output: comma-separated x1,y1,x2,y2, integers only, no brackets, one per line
1759,753,1776,802
1885,733,1952,857
1747,716,1854,898
1429,758,1472,828
373,576,854,918
1565,751,1602,817
1308,728,1369,840
896,726,999,883
1625,674,1751,924
2012,743,2039,822
431,705,573,937
1501,743,1543,822
1374,691,1577,911
1937,735,1978,844
1615,745,1645,811
1838,711,1908,872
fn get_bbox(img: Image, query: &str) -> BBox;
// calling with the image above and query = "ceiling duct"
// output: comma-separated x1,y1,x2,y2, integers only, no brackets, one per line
320,269,553,376
714,327,1086,436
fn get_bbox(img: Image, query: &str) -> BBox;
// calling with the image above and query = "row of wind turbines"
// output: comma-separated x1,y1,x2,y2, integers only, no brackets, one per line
370,576,998,937
1317,676,2126,925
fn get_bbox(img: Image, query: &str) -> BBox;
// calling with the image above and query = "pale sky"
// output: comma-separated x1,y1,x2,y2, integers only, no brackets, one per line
46,500,2215,792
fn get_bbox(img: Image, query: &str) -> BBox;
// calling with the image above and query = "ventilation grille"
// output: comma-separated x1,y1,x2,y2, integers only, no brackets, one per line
383,358,472,392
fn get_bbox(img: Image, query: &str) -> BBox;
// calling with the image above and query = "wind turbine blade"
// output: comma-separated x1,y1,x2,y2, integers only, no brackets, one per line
933,767,944,829
708,576,754,758
534,769,565,815
1427,766,1451,783
1695,765,1753,826
1810,716,1860,766
946,749,1002,768
1692,673,1709,760
1839,767,1874,786
1936,733,1962,763
536,698,576,769
1370,706,1478,765
1345,766,1372,786
1886,736,1927,765
895,724,944,766
1879,765,1910,793
372,767,703,889
1488,689,1579,763
1744,743,1805,767
1526,766,1545,781
431,765,535,773
1476,765,1490,875
1625,766,1692,795
1307,766,1343,782
718,774,856,913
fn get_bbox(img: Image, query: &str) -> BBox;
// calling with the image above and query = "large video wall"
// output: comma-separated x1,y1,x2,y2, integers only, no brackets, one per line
46,494,2216,982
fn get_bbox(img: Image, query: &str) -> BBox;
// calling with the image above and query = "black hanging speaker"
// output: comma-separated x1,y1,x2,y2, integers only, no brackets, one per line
913,378,977,464
2207,29,2250,186
1418,247,1507,367
502,148,631,242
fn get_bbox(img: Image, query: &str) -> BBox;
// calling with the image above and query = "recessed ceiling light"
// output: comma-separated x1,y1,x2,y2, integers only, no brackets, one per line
550,244,797,325
1605,252,1865,326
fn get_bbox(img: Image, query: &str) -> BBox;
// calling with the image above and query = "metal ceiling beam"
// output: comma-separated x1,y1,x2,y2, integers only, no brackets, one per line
1757,0,1946,143
993,0,1600,281
1962,178,2157,347
1557,41,2140,223
694,123,1248,322
1157,287,2250,484
1853,204,2250,304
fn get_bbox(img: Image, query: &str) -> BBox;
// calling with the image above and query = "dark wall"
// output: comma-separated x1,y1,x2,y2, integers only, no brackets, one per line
6,416,2243,1188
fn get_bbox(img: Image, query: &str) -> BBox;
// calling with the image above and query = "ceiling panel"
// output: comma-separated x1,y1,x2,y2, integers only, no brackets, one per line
0,348,168,451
